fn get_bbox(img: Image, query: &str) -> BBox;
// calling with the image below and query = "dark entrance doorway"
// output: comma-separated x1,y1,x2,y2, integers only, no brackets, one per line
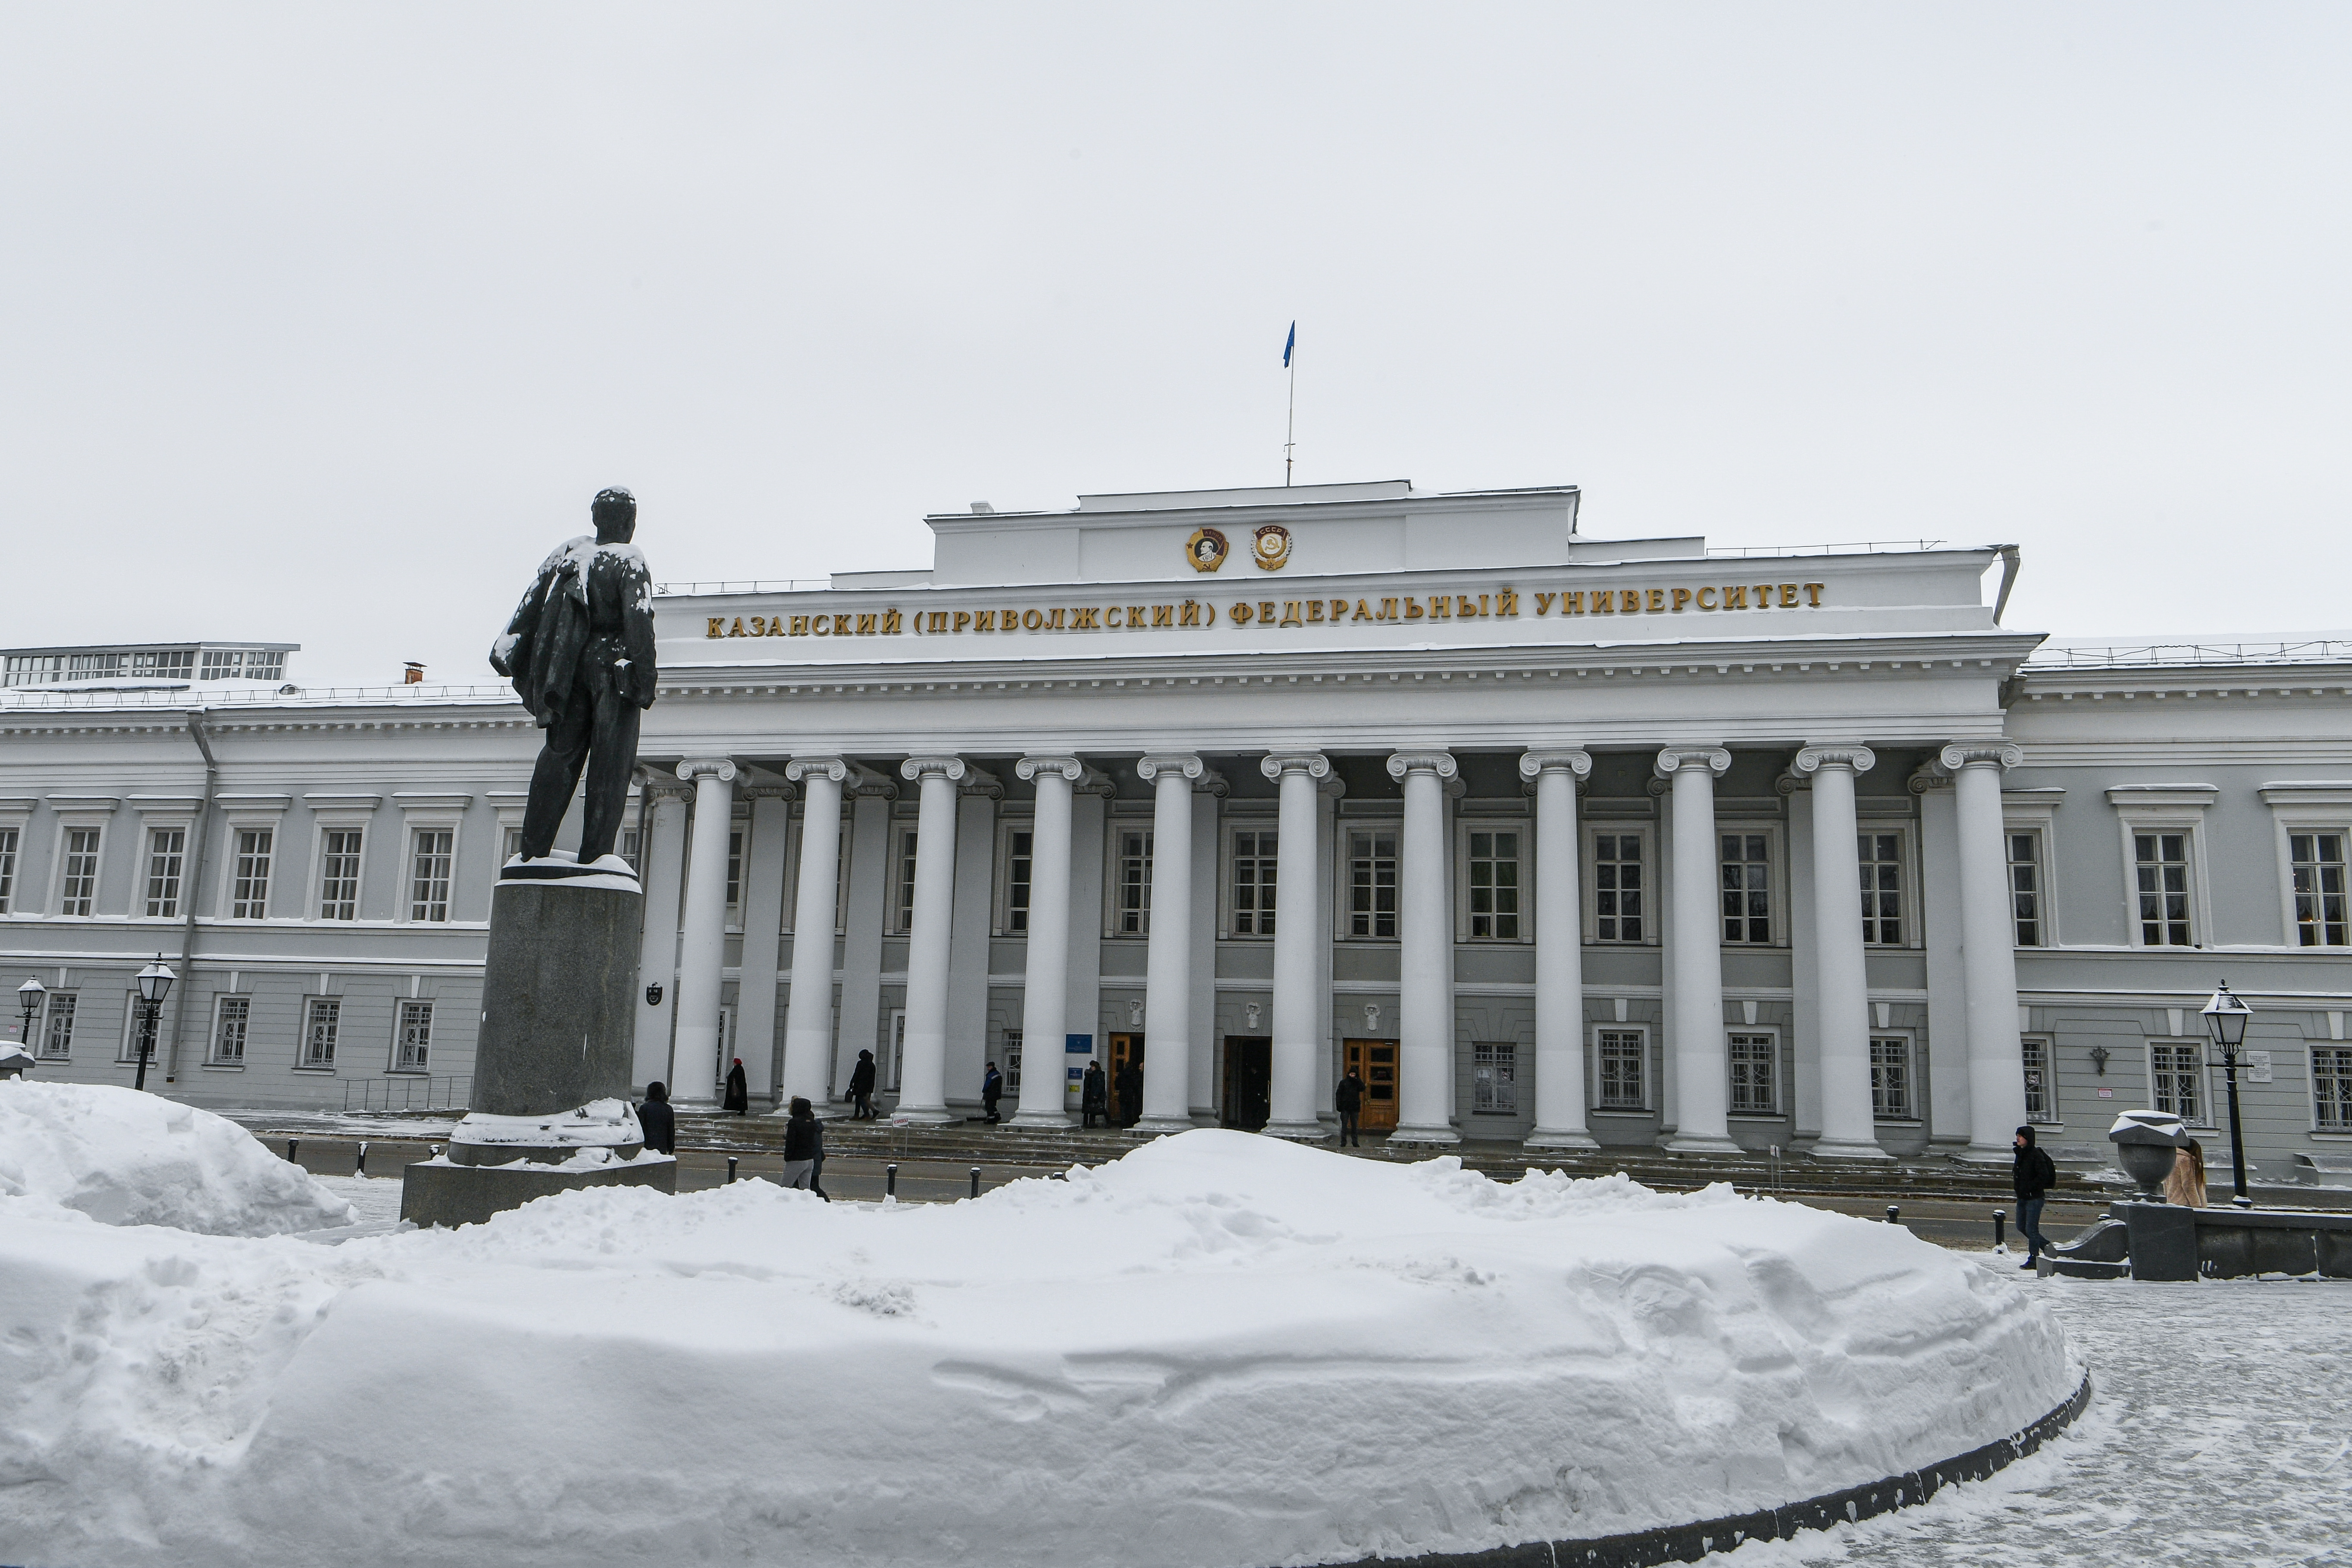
1221,1036,1271,1130
1343,1039,1400,1132
1108,1032,1144,1126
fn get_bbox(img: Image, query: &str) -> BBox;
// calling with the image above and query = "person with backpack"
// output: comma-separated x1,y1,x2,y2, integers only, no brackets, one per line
2013,1125,2058,1268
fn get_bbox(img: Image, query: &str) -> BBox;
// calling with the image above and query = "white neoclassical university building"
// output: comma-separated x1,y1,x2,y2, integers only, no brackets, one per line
6,479,2351,1172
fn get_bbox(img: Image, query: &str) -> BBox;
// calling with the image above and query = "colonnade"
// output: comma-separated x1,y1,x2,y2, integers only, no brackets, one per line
628,743,2029,1158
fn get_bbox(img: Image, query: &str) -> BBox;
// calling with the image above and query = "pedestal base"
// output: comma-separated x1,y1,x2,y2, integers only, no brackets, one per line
1387,1123,1462,1147
1523,1129,1601,1152
1131,1114,1196,1135
1261,1119,1330,1142
1950,1144,2018,1164
1006,1109,1074,1130
399,1155,677,1229
1808,1137,1895,1161
1663,1133,1742,1155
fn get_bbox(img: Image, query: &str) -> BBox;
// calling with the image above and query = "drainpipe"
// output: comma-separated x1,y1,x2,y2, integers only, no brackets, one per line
1990,544,2023,625
163,708,218,1084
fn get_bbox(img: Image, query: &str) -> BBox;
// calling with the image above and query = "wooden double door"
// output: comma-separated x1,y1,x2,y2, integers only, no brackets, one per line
1221,1036,1271,1130
1107,1032,1143,1124
1342,1039,1400,1132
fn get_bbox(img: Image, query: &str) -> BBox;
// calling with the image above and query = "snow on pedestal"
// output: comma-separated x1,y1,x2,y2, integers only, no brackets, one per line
0,1130,2075,1568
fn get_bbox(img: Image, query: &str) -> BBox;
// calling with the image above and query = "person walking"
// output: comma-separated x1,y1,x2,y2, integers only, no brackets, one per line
637,1081,676,1156
1336,1068,1366,1148
2167,1137,2210,1208
848,1048,877,1119
982,1061,1003,1124
1115,1058,1143,1129
1081,1061,1108,1128
780,1096,820,1190
2013,1125,2057,1268
809,1109,831,1202
721,1056,749,1115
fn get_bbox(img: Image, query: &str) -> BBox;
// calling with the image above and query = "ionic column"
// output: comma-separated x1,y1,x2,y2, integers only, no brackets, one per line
1260,752,1331,1139
734,781,796,1107
1387,750,1460,1145
629,782,691,1092
1794,746,1890,1159
776,757,847,1111
893,754,965,1124
670,758,739,1110
1657,746,1737,1154
1521,750,1597,1151
1943,742,2029,1160
1134,754,1211,1133
1010,755,1082,1128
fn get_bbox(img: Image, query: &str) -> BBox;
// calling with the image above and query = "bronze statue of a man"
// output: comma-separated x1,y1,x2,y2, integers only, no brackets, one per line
490,488,658,867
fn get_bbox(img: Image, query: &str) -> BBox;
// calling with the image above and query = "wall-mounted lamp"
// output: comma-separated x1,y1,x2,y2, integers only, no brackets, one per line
2088,1045,2109,1076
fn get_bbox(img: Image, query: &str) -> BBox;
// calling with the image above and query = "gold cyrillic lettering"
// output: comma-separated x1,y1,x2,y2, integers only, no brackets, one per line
1073,607,1099,629
1043,607,1065,629
1105,607,1123,628
1280,601,1303,626
1591,589,1614,613
832,614,851,636
1623,590,1644,613
1380,598,1397,620
1231,601,1254,624
1353,598,1372,621
1495,590,1518,617
1723,585,1746,609
1695,587,1716,610
1259,601,1278,623
1151,604,1172,628
928,611,951,633
811,615,830,636
999,612,1017,633
1429,596,1452,620
789,614,811,635
1561,591,1583,614
728,617,745,637
749,615,767,636
707,616,725,638
1645,589,1665,612
1128,605,1148,628
1671,588,1691,612
1403,598,1422,620
1535,592,1553,615
881,610,903,634
950,611,970,633
1306,600,1325,623
1753,584,1774,608
1180,601,1199,626
975,610,995,632
858,612,877,635
1779,583,1799,607
1804,582,1824,607
1024,608,1044,630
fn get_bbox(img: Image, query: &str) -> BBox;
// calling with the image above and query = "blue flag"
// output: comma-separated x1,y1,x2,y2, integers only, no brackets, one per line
1283,322,1295,368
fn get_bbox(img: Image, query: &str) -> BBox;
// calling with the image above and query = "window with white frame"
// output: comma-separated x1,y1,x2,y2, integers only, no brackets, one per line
2289,832,2349,947
725,825,744,917
317,829,363,920
1472,1041,1518,1114
1465,829,1522,940
231,827,274,918
2313,1046,2352,1130
144,827,186,918
2022,1036,2052,1123
40,992,76,1057
58,826,102,916
409,829,455,922
1729,1032,1777,1114
1591,830,1647,943
893,825,920,934
1857,831,1903,946
2133,831,2195,946
0,825,18,914
2008,829,2046,947
211,995,249,1065
1596,1028,1647,1110
1870,1035,1913,1119
1002,1027,1024,1094
503,826,524,864
301,998,340,1068
395,999,432,1072
618,827,642,877
1720,832,1773,944
119,990,156,1064
1347,826,1398,939
1115,826,1153,936
1231,826,1277,936
2149,1041,2205,1124
1002,826,1033,934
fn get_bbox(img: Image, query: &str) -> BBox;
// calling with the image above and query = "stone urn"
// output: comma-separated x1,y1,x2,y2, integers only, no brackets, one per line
2109,1109,2190,1199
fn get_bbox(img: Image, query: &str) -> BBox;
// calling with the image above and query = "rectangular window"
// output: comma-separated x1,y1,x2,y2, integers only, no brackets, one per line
232,828,274,918
2289,832,2349,947
0,824,17,914
302,998,340,1068
59,827,101,916
618,827,641,877
2021,1036,2051,1123
1005,829,1033,934
503,826,524,864
1232,828,1278,936
41,992,77,1057
2314,1046,2352,1130
1466,830,1522,939
2150,1041,2204,1123
1720,833,1772,944
1472,1041,1518,1114
409,829,454,922
1002,1027,1024,1094
726,827,744,913
1348,828,1399,939
1729,1032,1777,1114
1592,832,1645,943
2133,831,2194,946
318,829,363,920
895,827,919,933
120,990,156,1064
1597,1029,1646,1110
211,996,249,1065
1870,1036,1913,1119
395,999,432,1071
144,827,185,918
1117,828,1153,936
2008,830,2044,947
1857,832,1902,946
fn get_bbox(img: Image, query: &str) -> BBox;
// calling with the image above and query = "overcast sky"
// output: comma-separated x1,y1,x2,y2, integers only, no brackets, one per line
5,5,2347,683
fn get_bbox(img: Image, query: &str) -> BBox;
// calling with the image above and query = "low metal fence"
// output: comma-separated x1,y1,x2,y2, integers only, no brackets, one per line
341,1075,472,1113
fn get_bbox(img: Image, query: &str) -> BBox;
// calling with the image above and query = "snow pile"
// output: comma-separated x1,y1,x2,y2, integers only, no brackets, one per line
0,1130,2075,1568
0,1082,354,1236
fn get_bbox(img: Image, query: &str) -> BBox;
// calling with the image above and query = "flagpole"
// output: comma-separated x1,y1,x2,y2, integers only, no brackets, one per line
1284,338,1296,487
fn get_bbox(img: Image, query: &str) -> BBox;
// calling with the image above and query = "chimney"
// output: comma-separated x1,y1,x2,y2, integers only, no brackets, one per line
403,662,425,685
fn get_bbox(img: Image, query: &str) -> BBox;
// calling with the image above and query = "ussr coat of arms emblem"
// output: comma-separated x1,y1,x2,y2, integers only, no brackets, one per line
1185,528,1229,573
1251,523,1293,571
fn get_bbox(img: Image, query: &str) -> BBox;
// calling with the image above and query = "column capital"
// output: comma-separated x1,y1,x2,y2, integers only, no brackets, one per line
1906,761,1954,795
1260,752,1331,782
1517,749,1593,781
783,756,850,785
847,762,899,801
740,782,799,802
639,777,695,803
1939,741,2024,773
957,761,1005,801
1135,753,1205,783
676,758,738,784
1384,750,1458,781
1653,746,1731,780
1318,772,1348,799
900,754,967,784
1793,745,1876,777
1014,754,1085,784
1074,765,1119,797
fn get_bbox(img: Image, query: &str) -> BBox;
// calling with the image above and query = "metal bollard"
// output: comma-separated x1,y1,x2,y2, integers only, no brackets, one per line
1994,1210,2007,1251
727,1156,739,1185
355,1141,368,1177
970,1166,981,1199
287,1138,299,1164
1886,1205,1900,1225
430,1143,442,1159
885,1163,898,1198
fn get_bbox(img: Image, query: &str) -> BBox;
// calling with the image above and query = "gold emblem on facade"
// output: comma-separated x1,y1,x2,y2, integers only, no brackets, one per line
1185,528,1229,573
1251,523,1292,571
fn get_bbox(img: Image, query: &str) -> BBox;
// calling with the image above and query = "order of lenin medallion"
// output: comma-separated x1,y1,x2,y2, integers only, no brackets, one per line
1252,523,1293,571
1185,528,1229,573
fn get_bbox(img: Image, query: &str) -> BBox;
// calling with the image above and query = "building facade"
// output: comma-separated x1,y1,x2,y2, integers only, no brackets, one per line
5,480,2349,1171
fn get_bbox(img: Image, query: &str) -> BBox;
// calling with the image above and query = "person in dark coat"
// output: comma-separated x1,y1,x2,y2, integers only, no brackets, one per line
809,1111,831,1202
848,1048,878,1119
780,1096,819,1190
2013,1125,2058,1267
1115,1059,1143,1129
982,1061,1003,1124
637,1081,676,1155
1336,1069,1367,1148
1081,1061,1108,1128
722,1057,749,1115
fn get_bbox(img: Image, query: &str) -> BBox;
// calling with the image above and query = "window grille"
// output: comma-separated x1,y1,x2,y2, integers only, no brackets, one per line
60,828,101,916
1729,1032,1777,1114
1002,1028,1024,1094
2314,1047,2352,1130
1472,1041,1518,1113
2022,1036,2050,1122
144,827,185,918
1720,833,1772,944
232,828,274,918
1597,1029,1645,1110
41,992,77,1057
302,998,340,1068
2151,1041,2204,1123
212,996,249,1065
1117,829,1153,936
1005,830,1032,933
410,830,454,922
318,829,363,920
1870,1036,1913,1118
396,1000,432,1072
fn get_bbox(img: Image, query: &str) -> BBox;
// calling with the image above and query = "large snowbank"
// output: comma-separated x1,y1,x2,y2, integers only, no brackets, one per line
0,1130,2075,1568
0,1082,354,1236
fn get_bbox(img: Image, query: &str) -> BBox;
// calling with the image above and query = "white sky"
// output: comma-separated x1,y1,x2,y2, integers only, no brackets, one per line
4,5,2347,683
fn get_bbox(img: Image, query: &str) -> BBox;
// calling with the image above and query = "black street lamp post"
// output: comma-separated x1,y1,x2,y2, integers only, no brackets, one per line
132,958,175,1093
2201,981,2255,1209
15,978,43,1057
